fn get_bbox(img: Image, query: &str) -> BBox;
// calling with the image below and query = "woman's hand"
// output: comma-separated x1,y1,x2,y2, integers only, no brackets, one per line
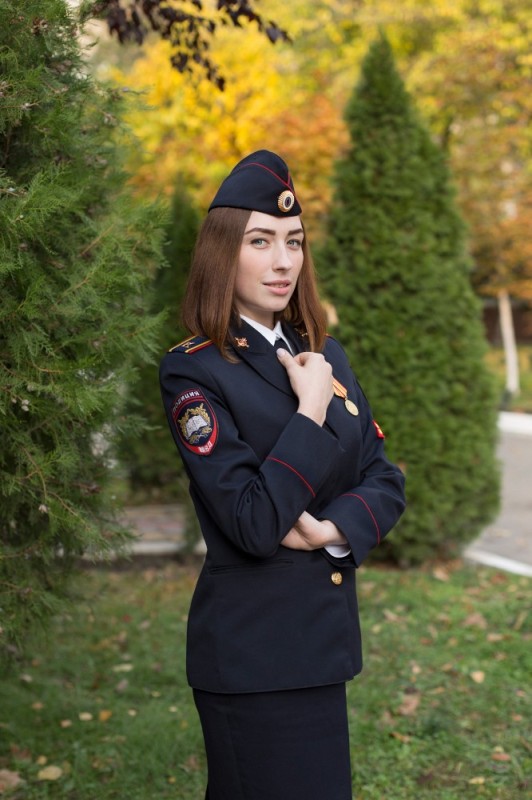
276,349,333,426
281,511,347,551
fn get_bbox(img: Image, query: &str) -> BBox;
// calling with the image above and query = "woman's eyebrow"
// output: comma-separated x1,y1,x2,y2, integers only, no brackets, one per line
243,227,304,236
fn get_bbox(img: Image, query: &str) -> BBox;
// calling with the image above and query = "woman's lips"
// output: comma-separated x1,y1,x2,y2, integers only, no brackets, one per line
264,281,292,296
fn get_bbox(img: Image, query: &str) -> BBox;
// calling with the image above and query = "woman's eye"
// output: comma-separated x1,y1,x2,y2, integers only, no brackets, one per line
251,238,267,246
288,239,303,248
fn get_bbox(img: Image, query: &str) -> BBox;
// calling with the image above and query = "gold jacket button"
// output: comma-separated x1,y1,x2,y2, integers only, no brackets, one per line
331,571,343,585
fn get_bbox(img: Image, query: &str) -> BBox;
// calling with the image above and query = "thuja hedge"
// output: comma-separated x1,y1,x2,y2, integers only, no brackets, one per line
318,36,500,565
0,0,165,652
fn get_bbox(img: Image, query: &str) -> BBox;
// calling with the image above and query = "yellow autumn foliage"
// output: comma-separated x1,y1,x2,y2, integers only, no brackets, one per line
102,0,532,291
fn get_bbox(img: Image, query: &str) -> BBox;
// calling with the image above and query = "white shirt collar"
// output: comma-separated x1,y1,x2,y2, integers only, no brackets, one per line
240,315,287,348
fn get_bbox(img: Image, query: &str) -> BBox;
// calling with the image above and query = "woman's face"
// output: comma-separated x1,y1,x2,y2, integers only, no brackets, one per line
234,211,304,328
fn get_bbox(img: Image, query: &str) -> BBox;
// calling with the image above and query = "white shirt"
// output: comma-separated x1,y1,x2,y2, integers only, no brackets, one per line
240,315,351,559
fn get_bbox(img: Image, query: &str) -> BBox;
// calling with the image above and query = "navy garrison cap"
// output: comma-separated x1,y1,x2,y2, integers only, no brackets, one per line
208,150,302,217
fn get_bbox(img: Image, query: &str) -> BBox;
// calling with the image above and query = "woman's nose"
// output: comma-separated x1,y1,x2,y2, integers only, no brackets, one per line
273,244,293,269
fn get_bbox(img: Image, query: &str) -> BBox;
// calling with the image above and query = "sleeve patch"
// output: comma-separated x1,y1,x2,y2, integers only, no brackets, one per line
171,389,218,455
372,419,385,439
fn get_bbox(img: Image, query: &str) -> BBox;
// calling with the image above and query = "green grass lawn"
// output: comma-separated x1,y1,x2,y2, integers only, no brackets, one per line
0,561,530,799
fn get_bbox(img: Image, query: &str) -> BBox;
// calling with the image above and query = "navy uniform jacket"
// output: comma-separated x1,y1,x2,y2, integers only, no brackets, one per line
159,320,405,694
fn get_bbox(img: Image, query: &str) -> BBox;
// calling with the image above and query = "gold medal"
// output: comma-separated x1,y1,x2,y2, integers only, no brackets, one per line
332,377,359,416
345,398,359,416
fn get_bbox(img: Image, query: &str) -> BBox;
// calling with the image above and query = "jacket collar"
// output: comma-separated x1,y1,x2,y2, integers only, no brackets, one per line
229,319,306,397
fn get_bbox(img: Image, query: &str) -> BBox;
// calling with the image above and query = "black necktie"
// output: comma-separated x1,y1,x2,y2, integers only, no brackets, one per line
274,336,291,354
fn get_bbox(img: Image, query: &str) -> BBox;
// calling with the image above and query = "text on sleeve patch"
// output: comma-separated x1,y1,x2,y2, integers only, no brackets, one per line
172,389,218,455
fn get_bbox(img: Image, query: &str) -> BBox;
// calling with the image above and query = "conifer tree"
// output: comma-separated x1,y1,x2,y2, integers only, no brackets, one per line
0,0,165,653
318,35,500,565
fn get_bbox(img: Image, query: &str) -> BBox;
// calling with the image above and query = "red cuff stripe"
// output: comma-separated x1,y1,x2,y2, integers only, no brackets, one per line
342,493,381,544
267,457,315,498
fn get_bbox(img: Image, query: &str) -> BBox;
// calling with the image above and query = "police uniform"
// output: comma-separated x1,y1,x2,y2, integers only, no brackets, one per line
159,151,406,800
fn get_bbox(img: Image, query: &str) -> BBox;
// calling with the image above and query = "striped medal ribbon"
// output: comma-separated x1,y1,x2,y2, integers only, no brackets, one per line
332,377,359,416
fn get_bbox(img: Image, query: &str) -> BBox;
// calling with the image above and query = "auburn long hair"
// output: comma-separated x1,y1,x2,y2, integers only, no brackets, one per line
181,207,327,356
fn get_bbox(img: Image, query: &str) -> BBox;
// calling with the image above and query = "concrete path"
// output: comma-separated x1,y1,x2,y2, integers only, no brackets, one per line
463,412,532,577
123,412,532,576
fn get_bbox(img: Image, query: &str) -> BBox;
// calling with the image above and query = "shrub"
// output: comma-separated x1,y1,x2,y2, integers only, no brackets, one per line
318,36,500,565
0,0,165,652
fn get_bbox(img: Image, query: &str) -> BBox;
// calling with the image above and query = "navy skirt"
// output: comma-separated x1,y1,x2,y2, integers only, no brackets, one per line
193,683,352,800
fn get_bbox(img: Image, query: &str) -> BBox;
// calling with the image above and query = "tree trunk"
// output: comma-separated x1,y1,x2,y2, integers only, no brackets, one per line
498,289,520,400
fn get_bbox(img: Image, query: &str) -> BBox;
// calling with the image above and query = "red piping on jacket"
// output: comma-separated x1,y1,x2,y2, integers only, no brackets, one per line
342,493,381,544
266,457,315,498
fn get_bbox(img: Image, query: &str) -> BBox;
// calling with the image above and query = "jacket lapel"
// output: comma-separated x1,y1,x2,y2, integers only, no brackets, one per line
283,324,308,356
229,320,294,397
230,320,349,438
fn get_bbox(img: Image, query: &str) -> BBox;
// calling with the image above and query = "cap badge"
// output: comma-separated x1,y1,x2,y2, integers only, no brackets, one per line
277,190,295,213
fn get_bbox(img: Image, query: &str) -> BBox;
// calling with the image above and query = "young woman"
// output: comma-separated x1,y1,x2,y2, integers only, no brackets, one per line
160,150,406,800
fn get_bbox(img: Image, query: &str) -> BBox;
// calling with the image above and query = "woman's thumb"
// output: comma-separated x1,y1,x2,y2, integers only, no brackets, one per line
276,347,290,360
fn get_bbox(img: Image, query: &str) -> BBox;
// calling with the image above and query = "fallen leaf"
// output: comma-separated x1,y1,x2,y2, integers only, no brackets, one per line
98,709,113,722
37,765,63,781
468,776,485,785
112,663,133,673
463,612,488,629
383,608,401,623
180,754,200,773
9,744,31,761
31,701,44,711
36,756,47,766
115,678,129,693
398,692,420,716
380,710,394,727
432,566,449,582
128,709,137,717
470,671,485,684
79,712,93,721
60,720,72,728
513,610,528,631
492,752,511,762
390,731,412,743
487,632,504,642
0,769,24,792
495,652,507,662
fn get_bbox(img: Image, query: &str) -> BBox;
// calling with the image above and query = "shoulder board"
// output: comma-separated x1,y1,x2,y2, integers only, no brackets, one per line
168,336,213,354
